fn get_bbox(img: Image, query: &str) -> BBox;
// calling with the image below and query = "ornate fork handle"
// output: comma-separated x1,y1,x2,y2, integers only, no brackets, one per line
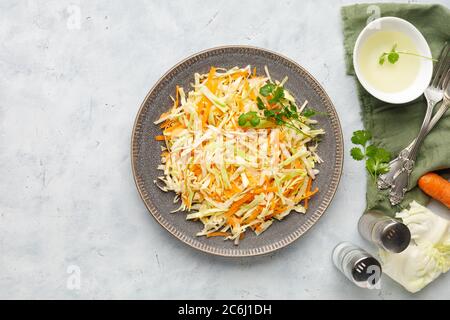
389,99,449,205
377,98,437,191
378,100,450,190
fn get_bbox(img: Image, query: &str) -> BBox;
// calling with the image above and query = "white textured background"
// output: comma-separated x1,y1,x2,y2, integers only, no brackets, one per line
0,0,449,299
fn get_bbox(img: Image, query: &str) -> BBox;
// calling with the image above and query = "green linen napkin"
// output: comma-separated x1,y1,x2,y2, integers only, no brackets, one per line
341,3,450,216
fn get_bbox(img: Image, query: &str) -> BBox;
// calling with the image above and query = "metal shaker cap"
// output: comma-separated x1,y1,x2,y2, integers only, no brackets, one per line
332,242,382,288
359,210,411,253
378,220,411,253
351,255,382,284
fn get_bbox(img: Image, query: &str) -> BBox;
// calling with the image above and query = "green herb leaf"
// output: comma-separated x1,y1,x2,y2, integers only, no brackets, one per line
250,116,261,127
289,102,297,112
388,51,399,64
274,114,284,125
238,114,248,126
374,148,391,163
379,53,386,65
366,157,390,177
350,147,365,161
302,108,316,118
351,130,372,147
264,109,275,118
366,157,378,176
260,83,275,97
365,145,378,157
269,86,284,103
377,162,390,175
350,130,391,181
256,97,265,110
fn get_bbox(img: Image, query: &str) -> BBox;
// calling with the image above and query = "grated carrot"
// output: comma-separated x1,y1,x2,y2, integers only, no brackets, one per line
154,135,165,141
243,206,264,224
175,85,180,107
207,232,230,238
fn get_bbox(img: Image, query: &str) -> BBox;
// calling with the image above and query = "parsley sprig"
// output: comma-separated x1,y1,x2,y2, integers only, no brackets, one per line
238,82,327,135
378,43,436,65
350,130,391,180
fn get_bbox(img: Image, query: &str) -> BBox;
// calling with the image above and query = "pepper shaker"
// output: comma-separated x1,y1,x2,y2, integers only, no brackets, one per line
358,210,411,253
332,242,382,288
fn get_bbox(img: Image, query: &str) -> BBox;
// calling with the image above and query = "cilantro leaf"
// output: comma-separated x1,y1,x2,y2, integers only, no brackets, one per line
238,114,247,126
351,130,372,147
260,83,275,97
269,86,284,103
377,162,390,175
350,130,391,181
366,157,390,177
374,148,391,163
388,51,399,64
366,158,378,176
302,108,316,118
365,145,377,157
379,53,387,65
289,102,297,112
274,113,284,125
250,117,261,127
350,147,364,161
256,97,265,110
264,109,275,118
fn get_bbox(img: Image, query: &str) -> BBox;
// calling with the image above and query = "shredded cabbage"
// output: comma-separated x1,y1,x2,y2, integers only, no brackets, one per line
154,66,324,243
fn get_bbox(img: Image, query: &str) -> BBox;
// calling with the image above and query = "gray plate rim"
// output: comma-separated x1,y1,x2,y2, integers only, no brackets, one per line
131,45,344,257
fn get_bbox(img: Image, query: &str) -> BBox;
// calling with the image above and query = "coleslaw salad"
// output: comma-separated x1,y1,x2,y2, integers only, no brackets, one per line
154,66,325,244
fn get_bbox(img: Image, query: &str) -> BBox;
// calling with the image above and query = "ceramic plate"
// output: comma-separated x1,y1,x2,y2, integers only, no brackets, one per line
131,46,343,257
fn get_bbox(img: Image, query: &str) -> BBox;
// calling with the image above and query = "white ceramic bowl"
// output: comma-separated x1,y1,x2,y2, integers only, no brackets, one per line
353,17,432,104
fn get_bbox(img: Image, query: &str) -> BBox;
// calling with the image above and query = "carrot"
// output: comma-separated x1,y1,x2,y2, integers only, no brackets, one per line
228,216,240,228
207,67,216,90
207,232,230,238
160,120,173,129
164,124,184,136
231,71,249,80
243,206,264,224
190,164,202,176
418,172,450,209
252,186,277,194
270,199,278,211
225,193,255,219
175,85,180,107
284,179,304,197
203,102,211,127
154,135,165,141
304,178,312,209
293,159,303,169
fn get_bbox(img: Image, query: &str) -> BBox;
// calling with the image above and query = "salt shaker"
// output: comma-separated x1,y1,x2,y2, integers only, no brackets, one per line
332,242,382,288
358,210,411,253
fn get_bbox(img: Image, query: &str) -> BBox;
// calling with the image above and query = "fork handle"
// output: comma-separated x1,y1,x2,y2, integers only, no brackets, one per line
400,101,449,149
388,99,442,205
427,100,449,132
377,99,435,190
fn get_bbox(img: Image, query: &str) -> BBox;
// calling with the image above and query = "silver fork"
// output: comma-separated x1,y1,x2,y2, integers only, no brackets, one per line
377,43,449,191
389,69,450,206
391,92,450,158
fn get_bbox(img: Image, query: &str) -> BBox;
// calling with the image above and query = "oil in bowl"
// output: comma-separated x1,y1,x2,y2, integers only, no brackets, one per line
358,31,421,93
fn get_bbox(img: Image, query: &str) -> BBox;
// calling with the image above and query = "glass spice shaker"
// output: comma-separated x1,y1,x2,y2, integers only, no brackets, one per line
332,242,382,288
358,210,411,253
